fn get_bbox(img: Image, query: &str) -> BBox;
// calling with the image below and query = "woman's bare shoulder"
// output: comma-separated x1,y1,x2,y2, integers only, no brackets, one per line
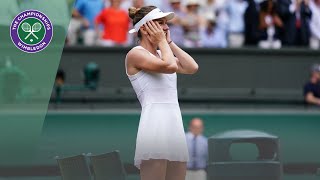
126,47,150,62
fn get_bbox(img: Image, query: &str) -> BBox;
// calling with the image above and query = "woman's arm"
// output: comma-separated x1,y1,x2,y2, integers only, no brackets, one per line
166,30,198,74
126,46,178,74
259,12,268,30
305,92,320,106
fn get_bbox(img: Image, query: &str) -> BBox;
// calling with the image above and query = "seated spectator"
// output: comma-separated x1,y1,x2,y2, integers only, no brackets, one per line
225,0,248,48
309,0,320,49
258,0,283,49
200,13,228,47
95,0,130,47
304,64,320,106
67,0,104,46
277,0,312,46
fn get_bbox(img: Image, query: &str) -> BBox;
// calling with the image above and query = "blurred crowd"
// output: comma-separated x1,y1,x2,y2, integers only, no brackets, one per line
66,0,320,49
1,0,319,49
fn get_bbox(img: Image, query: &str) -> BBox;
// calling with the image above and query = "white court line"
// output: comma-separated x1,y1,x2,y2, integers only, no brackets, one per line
44,108,320,115
1,108,320,115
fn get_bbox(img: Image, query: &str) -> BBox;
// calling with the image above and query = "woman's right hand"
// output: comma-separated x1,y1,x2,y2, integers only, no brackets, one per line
144,21,166,44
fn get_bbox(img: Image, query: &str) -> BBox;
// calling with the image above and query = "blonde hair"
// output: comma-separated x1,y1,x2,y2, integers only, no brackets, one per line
128,7,140,19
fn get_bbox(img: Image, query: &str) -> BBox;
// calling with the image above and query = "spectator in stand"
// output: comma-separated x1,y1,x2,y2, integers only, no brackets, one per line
200,13,228,47
225,0,248,48
309,0,320,49
67,0,104,46
95,0,130,47
166,0,186,46
182,0,205,47
258,0,283,49
244,0,261,46
277,0,312,46
200,0,220,18
201,0,228,29
304,64,320,106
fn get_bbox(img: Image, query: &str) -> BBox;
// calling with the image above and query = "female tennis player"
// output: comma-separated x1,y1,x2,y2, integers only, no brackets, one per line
125,5,198,180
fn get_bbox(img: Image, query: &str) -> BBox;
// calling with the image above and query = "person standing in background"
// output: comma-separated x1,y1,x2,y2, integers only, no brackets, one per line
309,0,320,49
182,0,205,47
244,0,260,46
258,0,283,49
95,0,130,47
277,0,312,46
185,118,208,180
225,0,248,48
67,0,104,45
200,13,228,48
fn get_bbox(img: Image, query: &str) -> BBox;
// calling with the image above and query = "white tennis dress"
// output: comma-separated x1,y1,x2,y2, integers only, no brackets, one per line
125,46,189,169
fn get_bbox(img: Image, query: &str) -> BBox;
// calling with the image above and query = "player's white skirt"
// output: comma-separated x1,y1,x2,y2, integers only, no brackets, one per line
134,103,189,169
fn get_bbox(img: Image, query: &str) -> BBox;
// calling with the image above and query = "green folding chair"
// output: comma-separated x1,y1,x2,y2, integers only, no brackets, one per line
89,150,126,180
56,154,92,180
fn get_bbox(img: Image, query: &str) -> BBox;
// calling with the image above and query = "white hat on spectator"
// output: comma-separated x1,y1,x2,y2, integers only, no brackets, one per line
185,0,200,6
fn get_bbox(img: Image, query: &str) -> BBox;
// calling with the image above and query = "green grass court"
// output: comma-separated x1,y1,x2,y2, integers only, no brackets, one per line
0,109,319,179
38,110,320,164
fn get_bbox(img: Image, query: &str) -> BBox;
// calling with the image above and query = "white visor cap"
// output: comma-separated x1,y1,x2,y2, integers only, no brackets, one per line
129,8,175,34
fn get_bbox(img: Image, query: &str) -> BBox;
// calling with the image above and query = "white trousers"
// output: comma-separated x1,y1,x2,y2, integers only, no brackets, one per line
185,169,206,180
67,18,97,46
310,36,320,49
228,33,244,48
258,39,282,49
